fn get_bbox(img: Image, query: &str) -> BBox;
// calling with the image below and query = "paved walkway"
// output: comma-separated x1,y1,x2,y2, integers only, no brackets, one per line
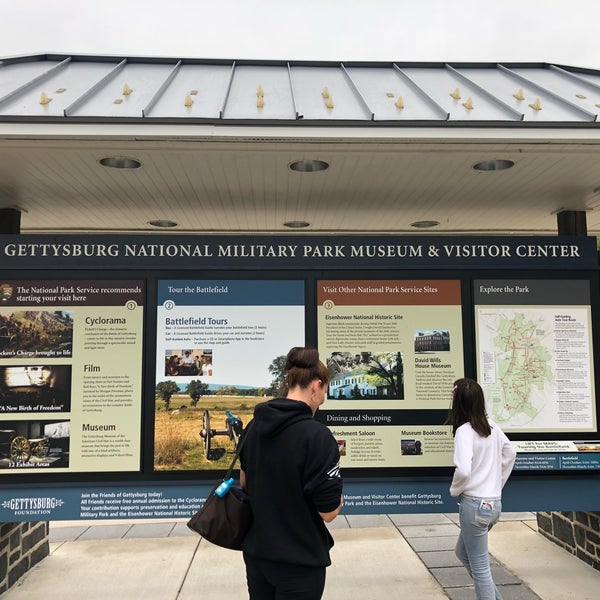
2,513,599,599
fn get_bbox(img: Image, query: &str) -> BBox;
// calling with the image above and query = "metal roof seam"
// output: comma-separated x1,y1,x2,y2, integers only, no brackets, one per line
63,58,128,117
142,61,182,118
286,62,301,120
0,57,71,106
549,64,600,94
340,63,374,120
498,64,597,121
391,64,449,120
445,64,523,121
219,62,236,119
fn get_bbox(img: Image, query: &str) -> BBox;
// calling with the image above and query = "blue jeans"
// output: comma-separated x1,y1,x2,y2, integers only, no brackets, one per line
455,494,502,600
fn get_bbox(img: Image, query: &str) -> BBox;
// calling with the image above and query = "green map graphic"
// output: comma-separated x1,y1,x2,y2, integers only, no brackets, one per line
491,312,553,425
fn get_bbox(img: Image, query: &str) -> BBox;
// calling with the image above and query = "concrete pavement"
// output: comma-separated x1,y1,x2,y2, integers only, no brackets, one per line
2,513,599,599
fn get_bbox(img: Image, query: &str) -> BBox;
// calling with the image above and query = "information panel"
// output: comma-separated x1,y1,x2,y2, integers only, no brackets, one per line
0,279,144,473
317,280,464,469
474,279,600,470
475,280,596,433
154,280,305,471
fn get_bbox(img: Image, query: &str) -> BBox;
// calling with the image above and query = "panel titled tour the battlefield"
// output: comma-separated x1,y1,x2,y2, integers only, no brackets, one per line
154,280,305,471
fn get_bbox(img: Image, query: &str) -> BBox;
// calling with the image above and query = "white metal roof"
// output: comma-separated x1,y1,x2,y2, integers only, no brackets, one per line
1,54,599,124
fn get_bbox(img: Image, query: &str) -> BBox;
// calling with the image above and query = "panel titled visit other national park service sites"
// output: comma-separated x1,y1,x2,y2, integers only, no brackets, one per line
318,280,464,409
317,280,462,469
154,280,305,471
0,280,144,474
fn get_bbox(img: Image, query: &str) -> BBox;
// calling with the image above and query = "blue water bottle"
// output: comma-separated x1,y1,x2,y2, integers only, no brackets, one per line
214,477,234,497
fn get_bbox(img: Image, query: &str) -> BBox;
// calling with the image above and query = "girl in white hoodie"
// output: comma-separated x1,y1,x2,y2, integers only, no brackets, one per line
449,378,516,600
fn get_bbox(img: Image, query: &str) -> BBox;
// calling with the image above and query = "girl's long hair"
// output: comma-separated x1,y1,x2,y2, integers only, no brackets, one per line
449,377,491,437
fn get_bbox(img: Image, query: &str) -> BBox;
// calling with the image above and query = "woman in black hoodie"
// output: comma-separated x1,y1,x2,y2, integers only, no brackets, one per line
240,346,344,600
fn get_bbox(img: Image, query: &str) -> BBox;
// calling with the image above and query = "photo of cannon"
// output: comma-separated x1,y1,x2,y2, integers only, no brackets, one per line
0,429,49,463
199,409,244,460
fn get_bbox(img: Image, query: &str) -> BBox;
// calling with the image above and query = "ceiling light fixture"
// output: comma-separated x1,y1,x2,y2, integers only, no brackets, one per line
473,159,514,172
284,220,310,228
99,156,142,169
289,160,329,172
410,220,440,229
148,219,177,228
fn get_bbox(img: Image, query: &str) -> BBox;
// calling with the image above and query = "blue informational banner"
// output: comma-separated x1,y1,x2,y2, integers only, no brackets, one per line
0,484,211,522
515,452,600,470
1,477,600,522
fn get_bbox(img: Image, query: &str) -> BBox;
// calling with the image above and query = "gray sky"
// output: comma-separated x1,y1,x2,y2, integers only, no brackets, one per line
2,0,600,67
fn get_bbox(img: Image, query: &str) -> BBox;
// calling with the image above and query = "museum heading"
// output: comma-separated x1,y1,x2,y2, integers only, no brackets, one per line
0,235,596,269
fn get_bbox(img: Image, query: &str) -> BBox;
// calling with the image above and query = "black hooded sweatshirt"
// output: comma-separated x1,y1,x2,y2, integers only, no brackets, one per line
240,398,343,567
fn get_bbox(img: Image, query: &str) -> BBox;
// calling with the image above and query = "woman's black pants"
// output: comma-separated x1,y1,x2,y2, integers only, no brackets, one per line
243,554,326,600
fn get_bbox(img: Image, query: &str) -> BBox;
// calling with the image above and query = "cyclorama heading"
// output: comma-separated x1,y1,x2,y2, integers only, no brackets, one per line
0,235,596,269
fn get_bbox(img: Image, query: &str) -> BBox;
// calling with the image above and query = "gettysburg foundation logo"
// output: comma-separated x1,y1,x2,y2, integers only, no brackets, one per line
2,496,64,516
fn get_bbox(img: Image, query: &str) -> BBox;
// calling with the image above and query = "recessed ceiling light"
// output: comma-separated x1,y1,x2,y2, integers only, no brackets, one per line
289,160,329,172
473,159,514,172
148,219,177,228
99,156,142,169
284,220,310,228
410,220,440,229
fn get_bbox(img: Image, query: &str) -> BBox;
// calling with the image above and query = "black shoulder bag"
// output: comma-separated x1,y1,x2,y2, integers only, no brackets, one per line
186,422,253,550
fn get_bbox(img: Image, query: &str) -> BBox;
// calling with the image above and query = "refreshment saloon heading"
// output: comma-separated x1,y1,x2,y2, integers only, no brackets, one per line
0,235,596,269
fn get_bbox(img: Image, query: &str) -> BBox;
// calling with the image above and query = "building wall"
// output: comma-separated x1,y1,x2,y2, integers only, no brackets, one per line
0,521,49,593
537,511,600,571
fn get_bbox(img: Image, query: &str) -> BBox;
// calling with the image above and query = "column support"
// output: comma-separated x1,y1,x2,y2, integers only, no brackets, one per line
0,208,21,234
557,210,587,236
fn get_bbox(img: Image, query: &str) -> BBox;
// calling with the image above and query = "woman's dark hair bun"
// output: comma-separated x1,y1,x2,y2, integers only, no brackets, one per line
284,346,331,390
285,346,319,370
